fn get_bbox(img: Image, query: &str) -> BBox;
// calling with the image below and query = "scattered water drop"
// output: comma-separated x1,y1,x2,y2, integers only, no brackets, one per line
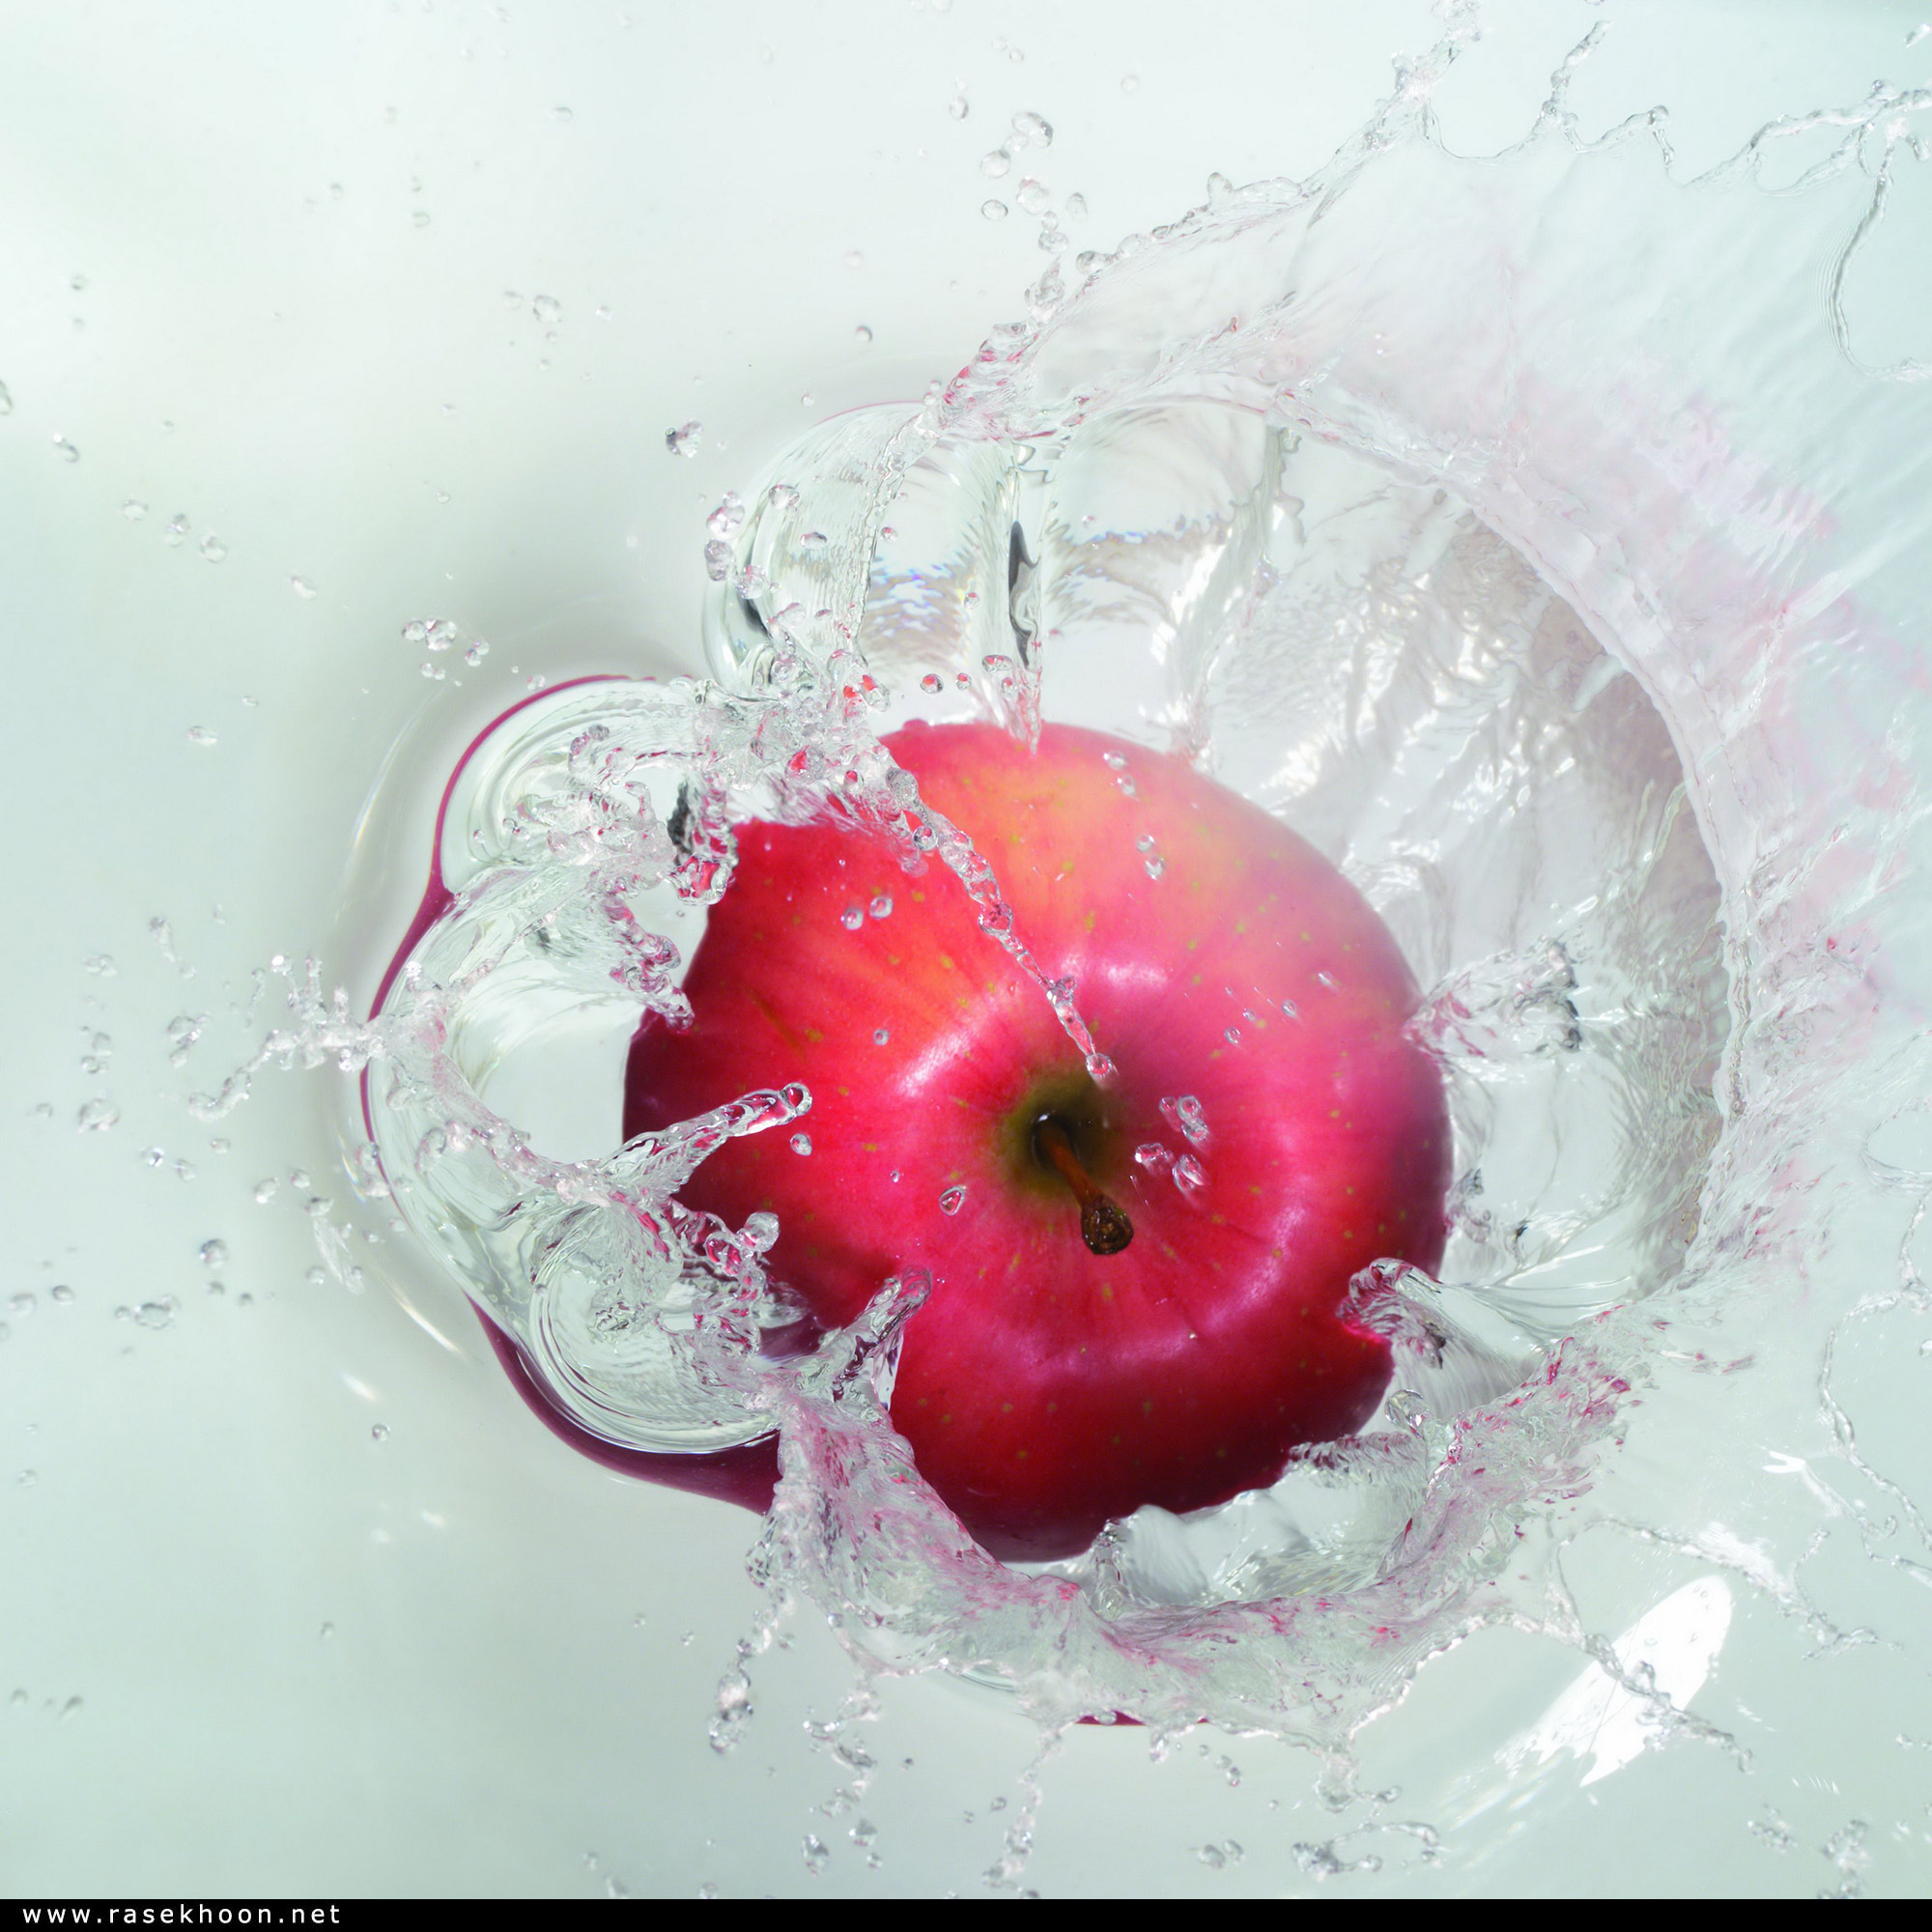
920,673,943,694
162,513,188,547
1121,72,1140,92
948,95,969,120
253,1178,279,1205
122,498,147,520
82,954,116,977
1135,1142,1176,1175
198,1239,228,1268
1065,191,1088,221
1144,856,1165,880
52,436,78,463
1015,179,1050,214
50,1286,74,1305
371,1423,390,1442
304,1267,327,1288
75,1099,119,1133
790,1134,812,1156
291,575,318,599
980,147,1012,179
981,199,1009,221
854,324,873,347
769,482,801,511
873,1028,891,1046
803,1834,831,1876
1012,110,1053,147
939,1186,967,1215
186,726,217,748
198,533,226,562
10,1293,36,1319
839,903,866,931
1223,1027,1241,1045
1173,1154,1208,1200
1195,1840,1244,1869
1160,1095,1208,1144
666,420,701,458
868,895,893,920
464,641,489,666
128,1298,179,1330
532,293,563,325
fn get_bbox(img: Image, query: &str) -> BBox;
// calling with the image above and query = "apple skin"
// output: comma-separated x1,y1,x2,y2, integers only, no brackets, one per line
624,720,1450,1561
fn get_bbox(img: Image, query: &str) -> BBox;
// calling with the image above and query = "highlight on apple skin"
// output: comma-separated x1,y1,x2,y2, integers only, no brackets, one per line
625,720,1452,1561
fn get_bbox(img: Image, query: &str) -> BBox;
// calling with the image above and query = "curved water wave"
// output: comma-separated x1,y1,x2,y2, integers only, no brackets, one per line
340,43,1932,1748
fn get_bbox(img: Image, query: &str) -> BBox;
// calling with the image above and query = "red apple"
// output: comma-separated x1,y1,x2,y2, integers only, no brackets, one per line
624,720,1450,1560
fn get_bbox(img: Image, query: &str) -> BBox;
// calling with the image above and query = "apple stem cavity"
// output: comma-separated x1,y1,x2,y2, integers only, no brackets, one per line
1032,1114,1133,1256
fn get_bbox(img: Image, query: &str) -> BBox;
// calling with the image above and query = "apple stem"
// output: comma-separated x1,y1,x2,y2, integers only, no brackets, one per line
1032,1115,1133,1256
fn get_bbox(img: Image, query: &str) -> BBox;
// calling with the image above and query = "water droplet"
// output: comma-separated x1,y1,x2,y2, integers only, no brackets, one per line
1121,72,1140,92
1317,971,1339,990
1223,1027,1241,1045
790,1133,812,1156
319,1621,335,1640
873,1027,891,1045
76,1098,119,1133
1015,178,1050,214
803,1834,831,1876
939,1186,966,1215
532,293,563,325
305,1267,327,1288
769,482,801,511
1065,191,1088,221
370,1423,389,1442
854,324,873,347
666,420,700,458
122,498,147,520
920,673,943,695
1161,1094,1209,1144
980,147,1012,179
464,640,490,666
82,953,116,977
839,903,866,931
0,382,12,414
868,895,893,920
1012,110,1053,146
291,575,318,599
1102,752,1128,770
11,1293,36,1319
50,1285,74,1305
199,1239,228,1268
59,1696,82,1719
198,533,226,562
1145,856,1165,880
52,436,78,463
131,1298,178,1330
162,513,188,547
981,199,1009,221
1173,1154,1208,1200
1085,1052,1117,1083
186,726,217,748
1135,1142,1175,1175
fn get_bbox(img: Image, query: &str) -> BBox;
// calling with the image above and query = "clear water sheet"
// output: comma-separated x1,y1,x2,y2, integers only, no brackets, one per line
6,0,1932,1899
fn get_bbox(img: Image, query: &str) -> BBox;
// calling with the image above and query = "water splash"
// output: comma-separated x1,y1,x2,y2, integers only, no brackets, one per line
190,13,1932,1796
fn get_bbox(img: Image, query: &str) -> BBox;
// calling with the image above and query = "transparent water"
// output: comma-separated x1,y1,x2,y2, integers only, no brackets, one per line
267,6,1927,1787
10,0,1932,1899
